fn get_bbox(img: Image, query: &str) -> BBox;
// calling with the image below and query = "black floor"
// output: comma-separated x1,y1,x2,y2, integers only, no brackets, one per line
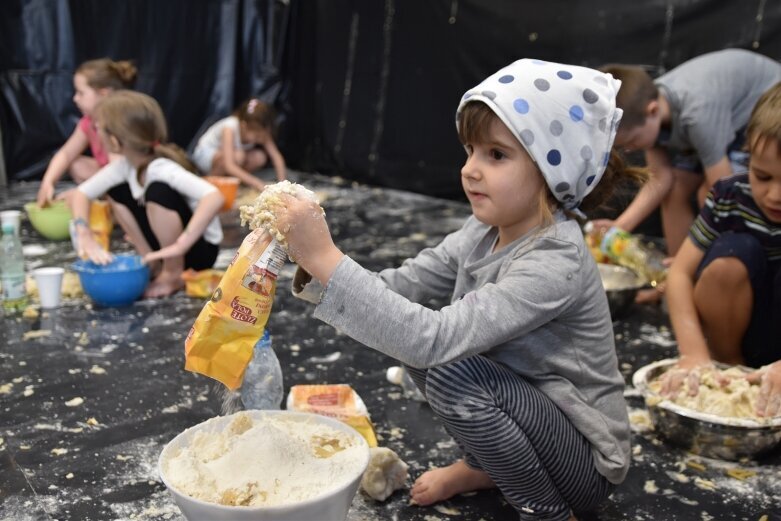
1,172,779,521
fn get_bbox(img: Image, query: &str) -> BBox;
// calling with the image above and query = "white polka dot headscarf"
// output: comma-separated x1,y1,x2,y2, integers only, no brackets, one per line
456,58,623,210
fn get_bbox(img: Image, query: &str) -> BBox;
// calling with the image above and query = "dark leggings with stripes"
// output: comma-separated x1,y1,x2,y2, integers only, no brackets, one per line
406,356,614,521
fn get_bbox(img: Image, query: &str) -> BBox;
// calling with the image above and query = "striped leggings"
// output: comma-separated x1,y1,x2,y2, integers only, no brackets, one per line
405,355,614,521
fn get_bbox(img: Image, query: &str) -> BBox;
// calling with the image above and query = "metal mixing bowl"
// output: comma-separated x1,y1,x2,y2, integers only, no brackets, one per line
633,359,781,460
597,263,645,319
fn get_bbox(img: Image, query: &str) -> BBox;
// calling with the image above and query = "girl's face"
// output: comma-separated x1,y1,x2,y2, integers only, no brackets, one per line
461,118,547,243
72,73,106,116
749,139,781,223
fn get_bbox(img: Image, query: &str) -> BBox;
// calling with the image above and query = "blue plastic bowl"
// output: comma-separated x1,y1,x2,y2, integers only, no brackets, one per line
72,254,150,307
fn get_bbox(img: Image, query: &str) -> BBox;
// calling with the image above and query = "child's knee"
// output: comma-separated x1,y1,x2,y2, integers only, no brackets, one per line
425,362,489,419
246,148,268,170
233,148,246,165
70,156,100,183
698,233,764,288
698,256,749,288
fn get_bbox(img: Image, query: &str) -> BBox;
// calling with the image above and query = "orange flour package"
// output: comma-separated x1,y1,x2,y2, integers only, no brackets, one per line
287,384,378,447
181,268,225,298
184,229,287,390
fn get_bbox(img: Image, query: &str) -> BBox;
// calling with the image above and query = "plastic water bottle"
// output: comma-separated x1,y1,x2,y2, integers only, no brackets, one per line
1,221,28,313
600,226,668,287
240,329,284,410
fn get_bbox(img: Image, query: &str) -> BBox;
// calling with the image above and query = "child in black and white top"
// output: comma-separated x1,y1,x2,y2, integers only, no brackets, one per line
67,91,224,298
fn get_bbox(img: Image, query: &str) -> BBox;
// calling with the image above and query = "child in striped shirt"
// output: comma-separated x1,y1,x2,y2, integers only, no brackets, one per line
664,82,781,418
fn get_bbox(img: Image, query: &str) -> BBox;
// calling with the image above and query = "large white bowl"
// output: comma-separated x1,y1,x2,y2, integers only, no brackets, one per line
159,410,370,521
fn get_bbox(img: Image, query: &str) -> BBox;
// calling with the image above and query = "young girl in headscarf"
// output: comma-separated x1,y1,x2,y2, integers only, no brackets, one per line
278,59,644,520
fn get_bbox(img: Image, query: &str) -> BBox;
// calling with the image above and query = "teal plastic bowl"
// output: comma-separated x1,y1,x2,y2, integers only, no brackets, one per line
72,254,149,307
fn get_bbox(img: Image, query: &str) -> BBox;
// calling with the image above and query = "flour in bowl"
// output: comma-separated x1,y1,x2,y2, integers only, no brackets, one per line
162,412,366,507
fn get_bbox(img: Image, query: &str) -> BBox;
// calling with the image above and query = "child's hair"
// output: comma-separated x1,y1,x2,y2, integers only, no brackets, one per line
599,64,658,129
457,102,647,226
95,91,196,174
746,82,781,155
233,98,276,132
76,58,137,90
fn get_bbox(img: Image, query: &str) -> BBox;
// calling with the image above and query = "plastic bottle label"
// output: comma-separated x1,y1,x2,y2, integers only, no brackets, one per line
600,227,631,260
1,274,26,300
599,226,667,286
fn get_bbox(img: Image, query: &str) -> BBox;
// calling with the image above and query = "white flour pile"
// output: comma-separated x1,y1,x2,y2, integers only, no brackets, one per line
162,412,366,507
239,181,323,245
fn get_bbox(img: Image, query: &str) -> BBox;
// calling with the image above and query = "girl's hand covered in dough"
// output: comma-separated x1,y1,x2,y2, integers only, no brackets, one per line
275,193,344,285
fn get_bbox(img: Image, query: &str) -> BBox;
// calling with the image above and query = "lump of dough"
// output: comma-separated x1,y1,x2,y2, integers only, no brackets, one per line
360,447,408,501
238,181,323,246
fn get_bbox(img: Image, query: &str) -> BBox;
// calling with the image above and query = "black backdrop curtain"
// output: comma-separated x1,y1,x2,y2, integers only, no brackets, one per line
0,0,287,181
2,0,780,199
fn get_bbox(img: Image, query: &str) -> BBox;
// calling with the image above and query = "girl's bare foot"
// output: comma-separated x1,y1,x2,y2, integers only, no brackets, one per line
144,271,184,298
410,460,495,506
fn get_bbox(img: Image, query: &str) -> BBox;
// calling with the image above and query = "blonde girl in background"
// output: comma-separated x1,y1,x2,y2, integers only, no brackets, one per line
36,58,137,207
192,98,287,191
67,91,224,298
278,59,645,520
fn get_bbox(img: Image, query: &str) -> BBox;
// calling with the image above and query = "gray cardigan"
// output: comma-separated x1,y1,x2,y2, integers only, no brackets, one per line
294,214,631,484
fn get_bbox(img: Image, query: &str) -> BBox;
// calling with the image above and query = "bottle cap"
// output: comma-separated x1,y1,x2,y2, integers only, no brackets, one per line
583,221,594,234
0,210,21,230
386,366,404,385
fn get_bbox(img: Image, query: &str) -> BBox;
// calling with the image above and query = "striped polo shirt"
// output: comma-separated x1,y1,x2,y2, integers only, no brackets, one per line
690,174,781,261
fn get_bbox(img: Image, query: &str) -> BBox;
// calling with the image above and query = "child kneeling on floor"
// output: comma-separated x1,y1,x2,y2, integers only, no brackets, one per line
66,91,225,298
663,82,781,417
277,59,644,520
37,58,137,207
192,98,286,191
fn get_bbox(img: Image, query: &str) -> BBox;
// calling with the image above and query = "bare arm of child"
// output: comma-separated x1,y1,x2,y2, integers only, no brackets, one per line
221,127,266,191
276,193,345,285
264,137,287,182
611,147,674,232
37,127,90,207
663,238,710,395
142,190,225,264
66,188,113,265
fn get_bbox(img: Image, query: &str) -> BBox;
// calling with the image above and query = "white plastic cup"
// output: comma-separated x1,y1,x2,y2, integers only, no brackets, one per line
33,267,65,309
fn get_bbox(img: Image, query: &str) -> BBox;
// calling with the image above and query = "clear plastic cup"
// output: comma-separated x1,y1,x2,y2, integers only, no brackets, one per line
33,267,65,309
